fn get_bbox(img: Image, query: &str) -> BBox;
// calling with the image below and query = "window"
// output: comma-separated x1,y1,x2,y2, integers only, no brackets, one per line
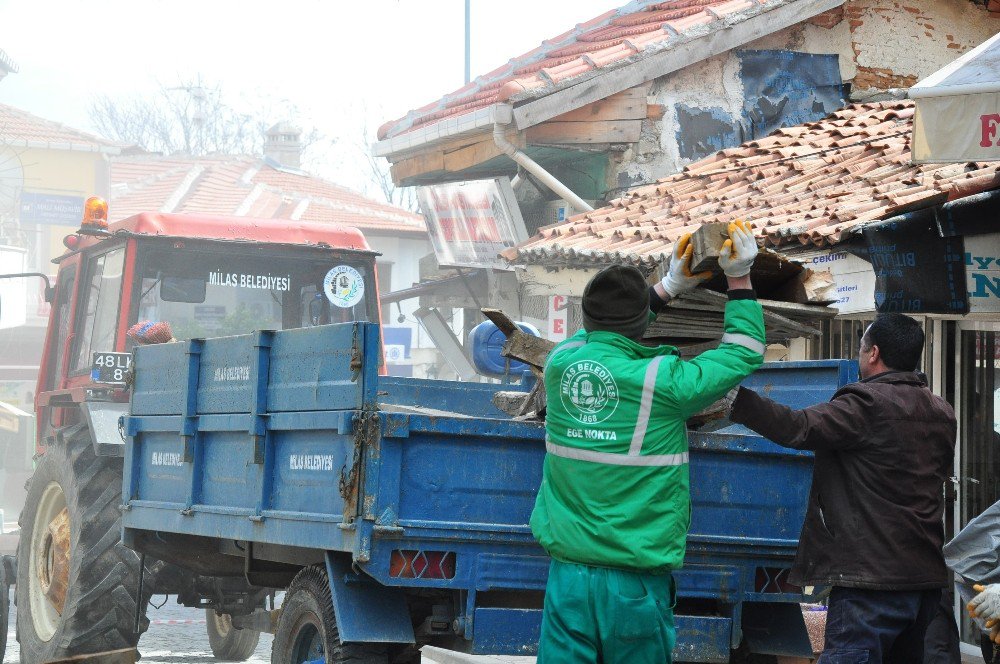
132,244,376,341
43,265,76,391
72,248,125,372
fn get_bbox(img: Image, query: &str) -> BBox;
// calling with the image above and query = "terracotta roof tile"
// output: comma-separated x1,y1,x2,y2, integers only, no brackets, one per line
505,101,1000,267
110,155,425,235
0,103,122,152
379,0,800,140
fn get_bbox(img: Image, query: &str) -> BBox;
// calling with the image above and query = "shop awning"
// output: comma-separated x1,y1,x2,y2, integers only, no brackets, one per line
911,32,1000,163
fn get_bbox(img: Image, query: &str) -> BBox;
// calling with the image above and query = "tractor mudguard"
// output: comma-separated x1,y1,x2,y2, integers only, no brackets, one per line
325,552,415,644
80,401,129,457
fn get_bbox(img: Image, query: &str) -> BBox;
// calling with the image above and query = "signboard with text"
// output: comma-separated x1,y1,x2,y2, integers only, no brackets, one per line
965,233,1000,313
417,178,528,271
800,250,876,315
20,192,85,227
547,295,568,342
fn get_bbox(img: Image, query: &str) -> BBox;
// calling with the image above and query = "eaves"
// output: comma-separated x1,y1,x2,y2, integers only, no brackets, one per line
3,138,122,156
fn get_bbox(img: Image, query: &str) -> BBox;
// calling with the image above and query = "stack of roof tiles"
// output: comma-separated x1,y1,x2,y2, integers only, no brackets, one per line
379,0,772,139
111,155,426,236
506,100,1000,267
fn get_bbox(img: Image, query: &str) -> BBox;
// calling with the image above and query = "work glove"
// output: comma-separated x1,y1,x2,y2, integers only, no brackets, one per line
970,584,1000,643
718,220,758,278
659,232,711,297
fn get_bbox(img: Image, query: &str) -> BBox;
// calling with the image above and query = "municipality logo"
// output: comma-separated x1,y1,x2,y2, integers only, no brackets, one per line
560,361,619,424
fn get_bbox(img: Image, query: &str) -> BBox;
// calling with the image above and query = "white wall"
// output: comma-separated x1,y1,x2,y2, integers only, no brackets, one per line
364,232,432,346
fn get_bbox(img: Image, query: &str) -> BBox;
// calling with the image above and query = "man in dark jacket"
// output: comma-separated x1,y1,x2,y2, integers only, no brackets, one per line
730,313,956,664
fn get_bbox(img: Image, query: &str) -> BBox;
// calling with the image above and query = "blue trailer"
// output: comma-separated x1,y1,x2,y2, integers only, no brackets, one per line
121,321,856,663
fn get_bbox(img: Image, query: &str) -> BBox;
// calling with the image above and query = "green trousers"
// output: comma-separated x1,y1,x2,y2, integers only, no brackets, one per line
537,559,676,664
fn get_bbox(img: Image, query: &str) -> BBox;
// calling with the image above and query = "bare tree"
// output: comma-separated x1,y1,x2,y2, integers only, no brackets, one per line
89,77,322,158
350,103,417,211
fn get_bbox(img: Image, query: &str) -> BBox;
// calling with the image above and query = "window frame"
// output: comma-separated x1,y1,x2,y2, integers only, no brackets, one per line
69,244,127,376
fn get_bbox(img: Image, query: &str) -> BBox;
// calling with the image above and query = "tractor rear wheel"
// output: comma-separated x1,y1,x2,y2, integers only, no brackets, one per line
16,423,148,662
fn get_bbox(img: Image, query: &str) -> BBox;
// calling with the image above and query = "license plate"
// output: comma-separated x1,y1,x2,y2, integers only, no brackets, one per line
91,352,132,385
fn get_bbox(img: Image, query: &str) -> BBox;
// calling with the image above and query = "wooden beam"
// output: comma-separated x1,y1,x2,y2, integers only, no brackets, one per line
526,119,642,145
390,152,445,185
389,130,524,185
442,138,506,173
550,89,647,123
511,0,846,130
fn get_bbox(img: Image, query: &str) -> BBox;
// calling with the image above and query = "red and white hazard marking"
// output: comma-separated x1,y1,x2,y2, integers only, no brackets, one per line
149,618,206,625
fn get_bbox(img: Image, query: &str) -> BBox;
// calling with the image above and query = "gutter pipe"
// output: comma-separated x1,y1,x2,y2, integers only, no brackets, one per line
492,121,593,214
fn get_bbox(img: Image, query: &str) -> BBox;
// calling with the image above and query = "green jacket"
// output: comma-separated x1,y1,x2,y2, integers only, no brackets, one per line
530,297,765,572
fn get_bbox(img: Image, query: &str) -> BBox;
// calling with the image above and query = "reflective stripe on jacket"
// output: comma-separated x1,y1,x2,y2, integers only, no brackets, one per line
529,297,765,572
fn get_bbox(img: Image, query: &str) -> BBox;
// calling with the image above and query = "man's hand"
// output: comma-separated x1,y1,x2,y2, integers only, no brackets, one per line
970,584,1000,642
659,232,711,298
718,220,758,278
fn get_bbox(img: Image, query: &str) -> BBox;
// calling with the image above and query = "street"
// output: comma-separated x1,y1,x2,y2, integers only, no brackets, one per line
2,596,273,663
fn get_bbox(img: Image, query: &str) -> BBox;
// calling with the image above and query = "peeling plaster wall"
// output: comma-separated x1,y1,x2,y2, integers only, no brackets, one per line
744,11,858,81
605,0,998,197
612,52,745,193
609,48,843,194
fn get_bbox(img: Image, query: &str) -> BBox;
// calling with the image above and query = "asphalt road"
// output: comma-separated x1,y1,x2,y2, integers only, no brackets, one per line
2,594,273,663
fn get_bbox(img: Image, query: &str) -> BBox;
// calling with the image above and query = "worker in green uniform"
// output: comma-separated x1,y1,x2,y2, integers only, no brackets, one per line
530,220,765,664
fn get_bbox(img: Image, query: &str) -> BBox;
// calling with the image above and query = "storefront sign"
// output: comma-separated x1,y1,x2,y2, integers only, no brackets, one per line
547,295,569,341
19,192,86,227
965,233,1000,313
417,178,528,271
801,251,876,314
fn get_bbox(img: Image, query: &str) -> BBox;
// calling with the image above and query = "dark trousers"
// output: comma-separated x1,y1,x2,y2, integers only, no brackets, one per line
923,589,961,664
818,586,942,664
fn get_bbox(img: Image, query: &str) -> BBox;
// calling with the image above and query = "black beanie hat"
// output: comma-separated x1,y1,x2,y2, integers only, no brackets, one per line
582,265,650,339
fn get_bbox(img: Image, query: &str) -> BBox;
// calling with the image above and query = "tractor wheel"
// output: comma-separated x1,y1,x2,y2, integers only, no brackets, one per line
207,609,260,661
271,565,389,664
16,423,148,662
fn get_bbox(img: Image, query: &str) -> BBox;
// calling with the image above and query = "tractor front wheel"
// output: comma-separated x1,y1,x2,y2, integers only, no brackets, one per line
15,423,147,661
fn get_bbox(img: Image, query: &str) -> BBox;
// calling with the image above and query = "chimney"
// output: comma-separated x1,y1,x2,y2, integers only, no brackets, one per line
264,122,303,169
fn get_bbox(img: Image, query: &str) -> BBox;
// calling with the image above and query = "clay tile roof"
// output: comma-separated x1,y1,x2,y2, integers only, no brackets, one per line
110,155,425,236
504,100,1000,267
379,0,798,141
0,103,122,153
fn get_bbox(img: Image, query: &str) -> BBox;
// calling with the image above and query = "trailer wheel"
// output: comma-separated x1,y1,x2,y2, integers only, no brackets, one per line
272,565,389,664
15,423,148,662
207,609,260,661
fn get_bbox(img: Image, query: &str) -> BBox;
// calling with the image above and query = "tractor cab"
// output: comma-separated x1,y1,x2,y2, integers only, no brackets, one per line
34,200,382,445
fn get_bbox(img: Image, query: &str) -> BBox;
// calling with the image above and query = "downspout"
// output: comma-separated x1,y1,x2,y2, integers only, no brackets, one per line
493,121,594,214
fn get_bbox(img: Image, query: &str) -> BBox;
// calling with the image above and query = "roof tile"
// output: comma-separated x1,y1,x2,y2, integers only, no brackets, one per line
110,155,425,235
0,103,122,152
506,101,1000,267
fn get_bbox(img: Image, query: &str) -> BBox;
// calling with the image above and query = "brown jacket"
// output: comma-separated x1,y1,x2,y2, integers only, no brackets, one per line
730,371,956,590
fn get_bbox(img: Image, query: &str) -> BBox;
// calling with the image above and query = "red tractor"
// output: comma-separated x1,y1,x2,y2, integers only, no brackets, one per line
3,198,384,661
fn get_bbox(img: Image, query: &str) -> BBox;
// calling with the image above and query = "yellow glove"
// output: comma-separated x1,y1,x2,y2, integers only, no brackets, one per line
660,232,711,297
718,220,758,278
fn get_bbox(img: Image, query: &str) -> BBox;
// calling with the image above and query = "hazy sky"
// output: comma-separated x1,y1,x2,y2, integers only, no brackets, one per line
0,0,615,195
